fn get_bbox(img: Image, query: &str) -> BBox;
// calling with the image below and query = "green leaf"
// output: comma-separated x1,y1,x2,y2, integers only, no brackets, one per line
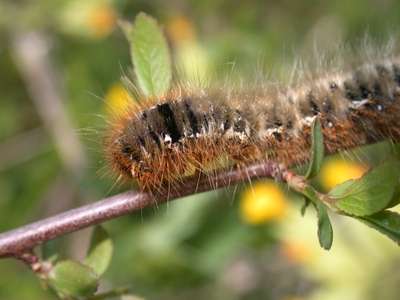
41,239,60,263
393,143,400,159
359,210,400,244
329,160,400,216
297,186,333,249
316,203,333,250
84,226,114,276
386,182,400,209
85,287,132,300
123,12,172,97
48,260,98,298
301,186,317,203
300,197,310,216
305,118,324,179
118,295,145,300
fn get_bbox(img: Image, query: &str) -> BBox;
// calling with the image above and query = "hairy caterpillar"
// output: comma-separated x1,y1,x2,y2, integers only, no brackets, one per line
105,55,400,191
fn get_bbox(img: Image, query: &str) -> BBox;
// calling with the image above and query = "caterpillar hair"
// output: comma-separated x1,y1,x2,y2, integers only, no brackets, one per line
104,52,400,191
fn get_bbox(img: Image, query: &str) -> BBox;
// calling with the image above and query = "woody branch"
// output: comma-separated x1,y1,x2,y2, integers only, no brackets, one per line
0,161,295,259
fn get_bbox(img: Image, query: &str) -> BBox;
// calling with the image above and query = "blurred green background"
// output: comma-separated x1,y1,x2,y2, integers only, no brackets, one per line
1,1,400,299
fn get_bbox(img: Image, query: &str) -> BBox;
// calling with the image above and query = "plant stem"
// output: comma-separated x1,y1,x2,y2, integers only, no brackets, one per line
0,161,285,258
14,251,52,277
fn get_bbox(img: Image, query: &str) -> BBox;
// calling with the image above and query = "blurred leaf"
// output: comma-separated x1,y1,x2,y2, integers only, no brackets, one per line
85,287,132,300
359,210,400,244
305,118,324,179
48,260,98,298
392,143,400,159
41,239,60,263
85,226,114,276
329,160,400,216
300,197,310,216
121,295,146,300
316,203,333,250
122,12,172,97
298,185,333,249
386,183,400,209
300,185,320,204
327,179,354,197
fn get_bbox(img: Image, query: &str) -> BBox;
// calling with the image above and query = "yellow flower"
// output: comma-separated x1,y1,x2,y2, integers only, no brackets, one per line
87,3,117,38
166,16,195,44
240,181,288,224
104,83,134,117
280,240,313,264
320,158,368,190
59,0,116,39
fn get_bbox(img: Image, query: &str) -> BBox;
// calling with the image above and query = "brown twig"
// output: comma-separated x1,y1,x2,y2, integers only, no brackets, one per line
14,250,52,276
0,161,287,259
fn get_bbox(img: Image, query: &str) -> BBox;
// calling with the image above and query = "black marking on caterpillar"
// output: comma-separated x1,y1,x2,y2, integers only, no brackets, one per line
156,103,182,143
183,99,200,136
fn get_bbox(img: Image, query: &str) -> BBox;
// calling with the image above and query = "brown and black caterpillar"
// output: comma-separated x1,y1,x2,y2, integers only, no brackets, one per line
105,56,400,191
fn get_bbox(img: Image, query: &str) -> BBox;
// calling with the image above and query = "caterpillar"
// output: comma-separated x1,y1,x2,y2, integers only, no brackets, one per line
105,56,400,191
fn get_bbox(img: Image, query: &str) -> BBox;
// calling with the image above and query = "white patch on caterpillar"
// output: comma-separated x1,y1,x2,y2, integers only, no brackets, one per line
164,134,172,143
350,99,370,109
302,116,317,126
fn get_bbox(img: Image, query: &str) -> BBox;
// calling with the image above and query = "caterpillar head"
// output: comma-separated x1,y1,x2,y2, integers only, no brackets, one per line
107,135,149,180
